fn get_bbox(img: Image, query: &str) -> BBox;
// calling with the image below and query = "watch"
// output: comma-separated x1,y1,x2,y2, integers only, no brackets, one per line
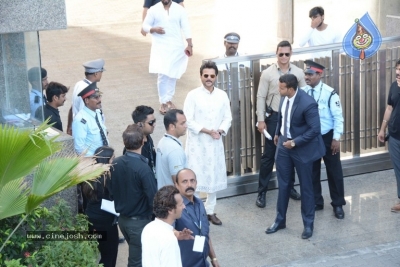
290,140,295,147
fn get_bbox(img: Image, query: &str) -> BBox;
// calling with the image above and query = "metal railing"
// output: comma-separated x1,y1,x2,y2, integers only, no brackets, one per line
205,36,400,197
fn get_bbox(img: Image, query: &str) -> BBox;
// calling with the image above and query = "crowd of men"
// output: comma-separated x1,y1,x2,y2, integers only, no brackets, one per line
26,2,400,267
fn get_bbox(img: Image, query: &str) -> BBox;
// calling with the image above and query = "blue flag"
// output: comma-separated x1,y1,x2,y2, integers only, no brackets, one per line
342,12,382,60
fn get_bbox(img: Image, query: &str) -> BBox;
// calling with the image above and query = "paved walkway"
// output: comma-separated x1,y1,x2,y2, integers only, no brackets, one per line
37,1,400,266
114,170,400,267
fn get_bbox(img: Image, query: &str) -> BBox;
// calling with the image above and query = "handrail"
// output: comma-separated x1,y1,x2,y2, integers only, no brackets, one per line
209,35,400,64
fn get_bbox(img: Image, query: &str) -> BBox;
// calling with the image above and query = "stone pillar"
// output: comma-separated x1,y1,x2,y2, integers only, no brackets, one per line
0,33,32,115
277,0,294,43
379,0,400,37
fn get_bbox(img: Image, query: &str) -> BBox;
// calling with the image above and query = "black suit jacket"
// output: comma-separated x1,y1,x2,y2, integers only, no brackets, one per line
275,88,325,163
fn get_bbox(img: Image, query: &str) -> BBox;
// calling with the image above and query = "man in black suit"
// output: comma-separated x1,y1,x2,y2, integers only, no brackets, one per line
265,74,325,239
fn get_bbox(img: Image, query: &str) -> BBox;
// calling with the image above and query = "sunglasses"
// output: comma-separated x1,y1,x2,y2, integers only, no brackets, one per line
203,74,216,78
278,53,291,57
145,119,156,126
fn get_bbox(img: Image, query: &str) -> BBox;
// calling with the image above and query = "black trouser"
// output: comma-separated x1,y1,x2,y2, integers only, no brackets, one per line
258,112,296,194
312,129,346,207
88,217,119,267
118,215,151,267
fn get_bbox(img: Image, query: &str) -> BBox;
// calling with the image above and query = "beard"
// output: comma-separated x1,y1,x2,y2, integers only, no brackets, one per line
162,0,171,6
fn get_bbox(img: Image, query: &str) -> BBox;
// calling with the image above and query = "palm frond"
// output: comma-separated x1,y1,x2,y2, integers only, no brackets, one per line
26,156,109,213
0,178,29,220
0,122,61,188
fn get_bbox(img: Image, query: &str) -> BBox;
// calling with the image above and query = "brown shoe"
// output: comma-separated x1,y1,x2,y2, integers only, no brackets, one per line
159,104,167,115
166,101,176,110
207,213,222,225
391,203,400,212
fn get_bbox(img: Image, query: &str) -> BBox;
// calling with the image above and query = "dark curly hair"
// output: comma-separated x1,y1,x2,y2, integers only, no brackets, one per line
153,186,180,219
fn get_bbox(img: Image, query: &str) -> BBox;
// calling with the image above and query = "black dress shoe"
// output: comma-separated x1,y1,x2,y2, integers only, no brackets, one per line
333,206,345,219
301,227,313,239
315,204,324,211
290,188,301,200
265,222,286,234
256,192,266,208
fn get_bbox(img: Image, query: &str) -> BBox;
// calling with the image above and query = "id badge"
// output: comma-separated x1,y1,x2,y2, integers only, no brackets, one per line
192,235,205,252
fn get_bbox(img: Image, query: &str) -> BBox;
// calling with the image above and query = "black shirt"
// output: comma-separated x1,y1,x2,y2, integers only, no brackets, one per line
35,103,63,131
85,175,115,224
109,151,157,217
123,135,156,172
388,82,400,140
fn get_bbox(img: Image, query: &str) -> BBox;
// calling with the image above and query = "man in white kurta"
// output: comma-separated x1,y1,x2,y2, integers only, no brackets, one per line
142,0,192,114
183,61,232,225
141,186,184,267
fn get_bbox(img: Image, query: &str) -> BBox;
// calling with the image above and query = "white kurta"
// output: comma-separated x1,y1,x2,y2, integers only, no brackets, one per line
142,2,191,79
183,86,232,193
141,218,182,267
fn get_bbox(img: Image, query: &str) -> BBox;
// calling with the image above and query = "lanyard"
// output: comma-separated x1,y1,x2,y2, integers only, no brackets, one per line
308,83,324,104
165,134,181,146
185,203,202,236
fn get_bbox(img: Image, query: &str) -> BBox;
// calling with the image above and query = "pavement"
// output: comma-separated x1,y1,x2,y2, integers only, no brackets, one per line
37,1,400,266
113,169,400,267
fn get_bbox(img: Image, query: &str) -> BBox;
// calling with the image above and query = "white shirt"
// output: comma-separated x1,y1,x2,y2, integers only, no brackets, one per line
298,25,342,58
142,218,182,267
72,79,91,117
142,2,191,79
72,106,108,156
217,52,251,71
280,89,299,139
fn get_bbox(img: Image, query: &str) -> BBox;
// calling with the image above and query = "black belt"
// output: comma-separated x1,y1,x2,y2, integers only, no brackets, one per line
121,215,152,220
287,138,293,140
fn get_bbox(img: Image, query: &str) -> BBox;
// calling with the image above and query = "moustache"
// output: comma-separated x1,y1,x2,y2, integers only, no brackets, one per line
396,75,400,78
185,187,195,192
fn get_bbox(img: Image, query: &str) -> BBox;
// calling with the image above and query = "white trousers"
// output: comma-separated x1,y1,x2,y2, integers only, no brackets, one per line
157,74,177,104
195,192,217,215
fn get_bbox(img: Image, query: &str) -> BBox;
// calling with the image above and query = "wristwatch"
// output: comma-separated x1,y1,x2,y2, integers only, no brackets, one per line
290,140,296,147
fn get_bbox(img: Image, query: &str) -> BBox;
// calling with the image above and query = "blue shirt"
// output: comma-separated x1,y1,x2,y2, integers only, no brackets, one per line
175,195,210,267
29,89,46,118
72,106,108,156
304,81,344,140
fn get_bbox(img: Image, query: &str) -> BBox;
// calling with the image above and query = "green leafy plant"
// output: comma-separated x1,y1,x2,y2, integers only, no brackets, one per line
1,200,103,267
0,122,110,254
34,200,102,267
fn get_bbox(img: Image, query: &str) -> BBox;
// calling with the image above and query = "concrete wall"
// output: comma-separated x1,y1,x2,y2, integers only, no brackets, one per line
0,0,67,34
286,0,400,47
